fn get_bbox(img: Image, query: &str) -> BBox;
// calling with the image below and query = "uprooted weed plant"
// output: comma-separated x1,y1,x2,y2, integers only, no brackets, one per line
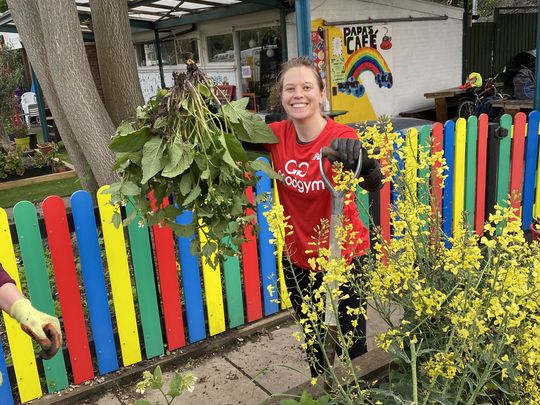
265,117,540,404
106,61,279,264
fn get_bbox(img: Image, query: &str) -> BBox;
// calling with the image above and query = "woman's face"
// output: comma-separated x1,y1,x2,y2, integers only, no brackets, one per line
280,66,324,122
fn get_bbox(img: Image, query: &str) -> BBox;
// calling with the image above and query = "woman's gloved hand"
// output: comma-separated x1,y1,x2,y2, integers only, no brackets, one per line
328,138,378,175
10,299,62,360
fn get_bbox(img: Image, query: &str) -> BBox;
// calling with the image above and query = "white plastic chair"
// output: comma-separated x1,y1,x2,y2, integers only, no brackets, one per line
21,92,39,125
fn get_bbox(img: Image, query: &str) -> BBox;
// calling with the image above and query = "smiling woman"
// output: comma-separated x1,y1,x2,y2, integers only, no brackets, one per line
260,56,383,378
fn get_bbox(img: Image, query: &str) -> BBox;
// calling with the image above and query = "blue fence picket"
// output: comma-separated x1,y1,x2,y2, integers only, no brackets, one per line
71,191,119,375
442,120,456,242
175,209,206,343
0,342,14,405
522,111,540,230
255,157,279,316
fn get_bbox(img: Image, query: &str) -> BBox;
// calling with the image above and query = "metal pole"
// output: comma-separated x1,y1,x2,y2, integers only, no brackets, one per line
154,28,166,89
535,3,540,110
31,68,50,143
462,0,469,83
294,0,311,57
280,7,288,61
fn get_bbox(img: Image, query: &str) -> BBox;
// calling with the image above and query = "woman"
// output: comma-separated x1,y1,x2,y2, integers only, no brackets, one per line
264,57,382,377
0,263,62,371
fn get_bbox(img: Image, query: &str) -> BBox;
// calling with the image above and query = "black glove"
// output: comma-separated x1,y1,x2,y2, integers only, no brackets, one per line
328,138,377,175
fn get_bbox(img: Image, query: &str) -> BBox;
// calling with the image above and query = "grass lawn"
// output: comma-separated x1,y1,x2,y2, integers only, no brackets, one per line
0,177,81,208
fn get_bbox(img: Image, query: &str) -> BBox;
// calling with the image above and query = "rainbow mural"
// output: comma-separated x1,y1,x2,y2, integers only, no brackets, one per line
338,47,393,98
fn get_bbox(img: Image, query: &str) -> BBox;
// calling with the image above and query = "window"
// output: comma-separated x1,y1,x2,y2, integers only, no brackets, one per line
135,38,200,67
238,27,281,111
207,33,234,63
175,38,199,64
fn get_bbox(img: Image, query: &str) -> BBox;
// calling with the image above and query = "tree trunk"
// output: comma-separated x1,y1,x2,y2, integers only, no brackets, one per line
0,124,11,150
7,0,99,194
36,0,118,187
90,0,145,127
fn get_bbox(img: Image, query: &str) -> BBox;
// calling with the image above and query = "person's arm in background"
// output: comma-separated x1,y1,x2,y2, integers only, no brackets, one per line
0,263,62,360
329,138,383,192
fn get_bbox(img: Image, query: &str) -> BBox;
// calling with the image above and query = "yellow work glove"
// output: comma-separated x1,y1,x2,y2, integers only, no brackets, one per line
9,299,62,360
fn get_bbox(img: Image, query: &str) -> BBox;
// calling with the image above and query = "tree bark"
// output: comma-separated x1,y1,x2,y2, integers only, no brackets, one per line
90,0,144,127
37,0,118,186
0,124,11,150
7,0,99,193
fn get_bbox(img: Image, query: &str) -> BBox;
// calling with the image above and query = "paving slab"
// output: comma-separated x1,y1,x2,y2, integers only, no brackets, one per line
225,324,310,396
127,353,270,405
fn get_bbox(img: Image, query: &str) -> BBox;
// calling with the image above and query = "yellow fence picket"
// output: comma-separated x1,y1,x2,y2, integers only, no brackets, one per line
272,183,291,309
198,221,226,335
96,186,142,366
453,118,467,232
404,127,418,198
0,209,42,402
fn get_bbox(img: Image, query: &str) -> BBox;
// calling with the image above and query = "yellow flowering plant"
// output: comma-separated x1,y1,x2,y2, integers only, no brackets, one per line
266,117,540,404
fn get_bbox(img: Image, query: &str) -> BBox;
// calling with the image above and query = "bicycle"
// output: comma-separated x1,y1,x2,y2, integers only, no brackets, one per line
457,74,510,121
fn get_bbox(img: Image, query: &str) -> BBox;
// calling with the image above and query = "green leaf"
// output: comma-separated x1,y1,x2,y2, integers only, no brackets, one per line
152,366,163,388
110,125,152,153
134,400,153,405
220,98,250,122
179,173,192,196
167,373,182,398
136,106,147,120
239,113,277,143
198,84,211,98
168,222,196,238
141,137,166,184
250,159,282,180
153,117,166,129
223,132,248,163
120,181,141,196
162,139,194,178
217,132,241,171
183,185,201,207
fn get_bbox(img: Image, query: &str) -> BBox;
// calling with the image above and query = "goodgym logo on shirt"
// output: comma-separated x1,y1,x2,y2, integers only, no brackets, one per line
279,159,325,194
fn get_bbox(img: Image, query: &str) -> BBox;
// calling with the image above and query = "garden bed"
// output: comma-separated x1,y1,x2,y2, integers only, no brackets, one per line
0,160,76,191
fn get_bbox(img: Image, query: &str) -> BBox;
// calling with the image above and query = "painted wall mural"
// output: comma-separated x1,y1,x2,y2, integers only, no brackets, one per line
313,19,394,124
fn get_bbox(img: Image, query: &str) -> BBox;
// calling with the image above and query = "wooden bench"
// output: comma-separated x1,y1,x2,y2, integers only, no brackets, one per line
424,87,470,122
399,105,437,121
491,98,533,116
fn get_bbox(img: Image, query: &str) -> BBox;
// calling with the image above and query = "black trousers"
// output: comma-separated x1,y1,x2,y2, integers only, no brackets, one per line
284,259,367,377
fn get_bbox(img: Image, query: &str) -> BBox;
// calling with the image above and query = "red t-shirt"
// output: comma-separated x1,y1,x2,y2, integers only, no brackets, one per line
265,119,369,270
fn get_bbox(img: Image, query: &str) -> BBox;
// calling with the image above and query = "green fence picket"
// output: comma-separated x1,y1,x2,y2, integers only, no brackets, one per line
465,115,478,227
125,201,165,359
496,115,513,206
12,201,69,393
222,236,245,328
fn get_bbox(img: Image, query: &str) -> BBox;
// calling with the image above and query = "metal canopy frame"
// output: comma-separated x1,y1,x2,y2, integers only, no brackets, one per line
0,1,285,34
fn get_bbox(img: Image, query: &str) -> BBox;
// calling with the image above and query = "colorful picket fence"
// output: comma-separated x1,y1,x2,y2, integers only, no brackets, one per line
0,157,289,404
0,112,539,403
356,111,540,240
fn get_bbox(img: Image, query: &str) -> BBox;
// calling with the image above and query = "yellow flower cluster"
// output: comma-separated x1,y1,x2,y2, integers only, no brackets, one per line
422,352,460,381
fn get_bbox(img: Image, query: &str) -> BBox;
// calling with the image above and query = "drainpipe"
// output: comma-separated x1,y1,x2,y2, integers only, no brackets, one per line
154,28,166,88
535,2,540,110
32,68,50,142
295,0,311,57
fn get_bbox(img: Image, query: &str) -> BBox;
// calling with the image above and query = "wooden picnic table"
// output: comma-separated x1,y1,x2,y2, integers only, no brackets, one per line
490,98,534,117
424,87,470,122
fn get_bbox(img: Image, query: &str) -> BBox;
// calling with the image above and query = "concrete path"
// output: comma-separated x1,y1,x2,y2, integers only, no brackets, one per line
69,305,391,405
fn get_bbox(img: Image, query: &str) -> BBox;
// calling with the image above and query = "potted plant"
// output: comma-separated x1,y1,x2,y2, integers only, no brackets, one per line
13,121,30,151
0,148,24,178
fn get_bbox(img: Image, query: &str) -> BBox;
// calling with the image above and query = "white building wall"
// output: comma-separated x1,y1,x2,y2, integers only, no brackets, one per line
298,0,463,116
137,0,462,116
